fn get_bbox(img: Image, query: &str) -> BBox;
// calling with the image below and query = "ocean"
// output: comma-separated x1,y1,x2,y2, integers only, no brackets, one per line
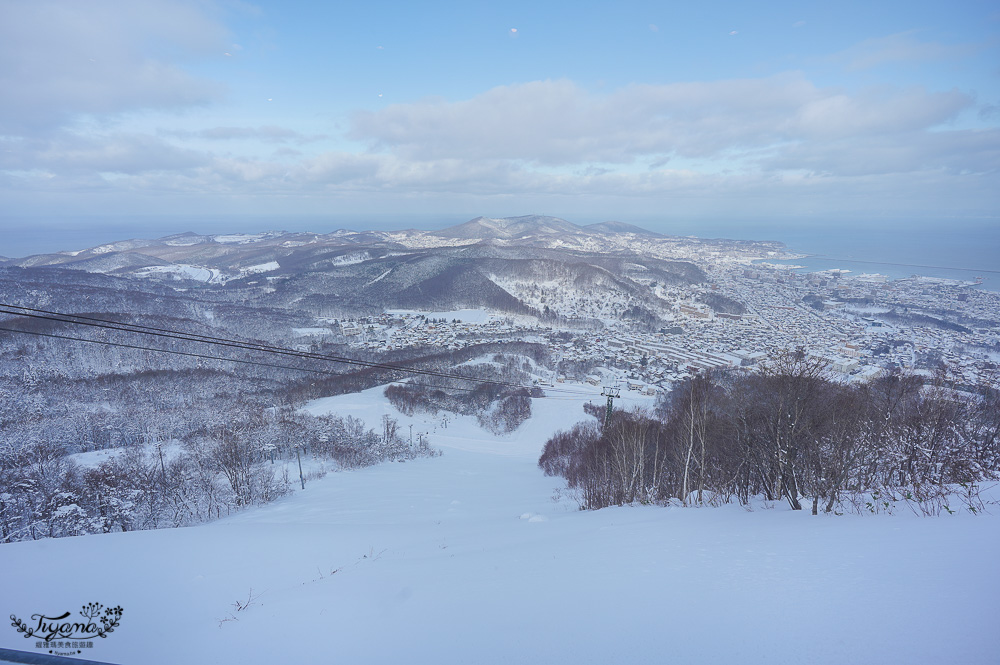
758,225,999,288
647,218,1000,289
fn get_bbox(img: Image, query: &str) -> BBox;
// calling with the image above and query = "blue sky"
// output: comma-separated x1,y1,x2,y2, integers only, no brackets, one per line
1,0,998,251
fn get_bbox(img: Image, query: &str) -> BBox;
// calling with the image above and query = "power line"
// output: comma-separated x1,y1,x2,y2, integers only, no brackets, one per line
0,326,345,378
0,325,515,396
0,303,597,398
0,302,595,394
0,303,593,394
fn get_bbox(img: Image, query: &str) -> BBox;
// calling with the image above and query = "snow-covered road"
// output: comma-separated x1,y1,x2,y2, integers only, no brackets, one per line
2,385,998,664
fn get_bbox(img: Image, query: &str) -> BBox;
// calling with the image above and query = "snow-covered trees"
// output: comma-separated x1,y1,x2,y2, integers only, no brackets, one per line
383,351,544,434
0,406,427,542
540,358,999,514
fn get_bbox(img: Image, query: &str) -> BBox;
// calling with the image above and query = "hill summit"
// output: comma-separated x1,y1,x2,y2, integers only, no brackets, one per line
432,215,583,239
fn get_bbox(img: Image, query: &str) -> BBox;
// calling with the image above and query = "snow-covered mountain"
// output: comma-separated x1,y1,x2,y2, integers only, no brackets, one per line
3,216,735,322
432,215,584,239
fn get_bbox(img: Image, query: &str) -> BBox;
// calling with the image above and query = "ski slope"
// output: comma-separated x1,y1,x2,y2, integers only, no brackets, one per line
1,385,998,665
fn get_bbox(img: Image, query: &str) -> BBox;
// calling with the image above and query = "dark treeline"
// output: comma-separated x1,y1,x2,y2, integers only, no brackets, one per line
698,292,747,315
540,352,999,515
383,352,543,434
878,310,972,334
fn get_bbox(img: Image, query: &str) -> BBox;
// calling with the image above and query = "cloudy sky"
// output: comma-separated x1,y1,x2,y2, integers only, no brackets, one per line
1,0,998,248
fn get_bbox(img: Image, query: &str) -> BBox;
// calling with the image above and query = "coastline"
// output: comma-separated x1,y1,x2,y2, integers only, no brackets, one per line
758,251,997,292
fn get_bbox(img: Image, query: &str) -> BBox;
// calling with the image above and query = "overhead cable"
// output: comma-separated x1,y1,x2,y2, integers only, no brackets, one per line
0,303,601,398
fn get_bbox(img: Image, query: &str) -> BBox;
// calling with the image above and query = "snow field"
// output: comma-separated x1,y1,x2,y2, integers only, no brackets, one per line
0,383,998,664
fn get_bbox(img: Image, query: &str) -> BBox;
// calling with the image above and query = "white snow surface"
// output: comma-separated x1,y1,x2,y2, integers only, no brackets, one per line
241,261,280,275
1,384,998,665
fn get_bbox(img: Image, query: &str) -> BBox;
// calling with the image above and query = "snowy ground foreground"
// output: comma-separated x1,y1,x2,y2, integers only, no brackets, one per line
2,386,999,665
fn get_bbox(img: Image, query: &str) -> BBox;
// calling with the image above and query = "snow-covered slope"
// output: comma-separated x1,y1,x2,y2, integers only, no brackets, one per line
1,383,997,665
432,215,583,239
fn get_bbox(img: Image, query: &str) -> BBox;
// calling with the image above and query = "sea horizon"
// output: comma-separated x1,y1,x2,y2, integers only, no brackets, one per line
2,214,996,290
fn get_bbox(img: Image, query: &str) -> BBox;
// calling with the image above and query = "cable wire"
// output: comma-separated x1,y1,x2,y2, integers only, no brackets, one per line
0,303,596,395
0,303,601,398
0,325,550,397
0,302,599,395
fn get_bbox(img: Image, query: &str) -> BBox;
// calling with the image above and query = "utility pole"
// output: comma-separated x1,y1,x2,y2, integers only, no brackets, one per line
156,443,167,483
293,443,305,490
601,384,620,427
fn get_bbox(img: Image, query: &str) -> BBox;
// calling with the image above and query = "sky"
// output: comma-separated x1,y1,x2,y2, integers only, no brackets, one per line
1,0,998,253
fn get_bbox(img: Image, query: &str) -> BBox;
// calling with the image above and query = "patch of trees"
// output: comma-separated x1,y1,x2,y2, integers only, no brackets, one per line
539,352,999,515
557,357,601,383
0,406,423,542
641,260,706,285
878,310,972,333
802,294,825,310
384,353,543,434
698,293,747,315
393,265,540,317
621,305,661,330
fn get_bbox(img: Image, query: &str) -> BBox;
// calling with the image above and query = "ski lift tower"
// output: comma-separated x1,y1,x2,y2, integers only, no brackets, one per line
601,384,620,427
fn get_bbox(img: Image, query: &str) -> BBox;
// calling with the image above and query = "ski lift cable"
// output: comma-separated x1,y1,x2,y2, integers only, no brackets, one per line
0,303,596,397
0,303,594,395
0,326,549,396
0,327,648,404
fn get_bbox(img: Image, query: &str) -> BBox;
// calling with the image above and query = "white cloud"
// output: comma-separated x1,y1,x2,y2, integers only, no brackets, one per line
0,5,993,226
349,76,974,170
160,126,328,144
790,86,970,138
1,132,209,176
2,67,991,219
3,143,995,222
763,128,1000,176
0,0,227,133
